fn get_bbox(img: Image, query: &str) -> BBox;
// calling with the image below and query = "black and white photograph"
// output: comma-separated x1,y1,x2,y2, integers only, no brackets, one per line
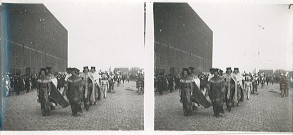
0,0,144,130
154,2,293,132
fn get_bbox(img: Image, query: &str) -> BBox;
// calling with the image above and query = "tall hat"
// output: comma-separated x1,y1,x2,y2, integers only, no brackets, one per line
234,67,239,71
91,66,96,70
226,67,232,71
83,66,89,70
188,67,195,71
210,68,218,74
183,68,189,72
46,67,52,71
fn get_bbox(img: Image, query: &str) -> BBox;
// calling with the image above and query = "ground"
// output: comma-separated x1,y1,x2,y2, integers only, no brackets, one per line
2,81,143,130
155,83,292,131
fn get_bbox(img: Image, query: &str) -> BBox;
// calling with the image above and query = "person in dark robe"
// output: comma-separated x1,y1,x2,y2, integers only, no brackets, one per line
168,74,174,93
25,75,31,93
66,68,83,116
157,73,164,95
207,68,225,117
14,73,21,95
36,68,51,116
46,67,69,110
189,67,212,109
122,75,125,84
179,68,193,116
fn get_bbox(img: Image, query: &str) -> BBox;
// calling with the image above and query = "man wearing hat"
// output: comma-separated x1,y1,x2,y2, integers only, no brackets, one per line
233,67,244,103
66,68,83,116
80,66,95,110
90,66,101,101
207,68,225,117
223,67,236,111
37,68,51,116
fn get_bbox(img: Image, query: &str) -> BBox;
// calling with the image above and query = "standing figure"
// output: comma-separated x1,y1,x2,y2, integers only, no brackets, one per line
266,76,270,86
179,68,193,116
207,68,225,117
136,73,144,95
233,68,244,103
122,75,125,84
108,73,115,93
80,66,95,110
14,73,21,95
101,73,109,98
157,73,164,95
168,75,174,93
90,66,100,102
251,75,258,94
66,68,83,116
127,74,130,83
37,68,51,116
223,67,234,111
25,75,31,92
117,75,121,87
244,75,252,100
280,75,286,97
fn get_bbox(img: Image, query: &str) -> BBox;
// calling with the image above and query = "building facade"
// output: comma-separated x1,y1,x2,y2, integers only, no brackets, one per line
154,3,213,75
1,3,68,75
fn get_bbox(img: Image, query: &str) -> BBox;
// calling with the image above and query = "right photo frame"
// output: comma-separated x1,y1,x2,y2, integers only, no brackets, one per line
153,2,292,132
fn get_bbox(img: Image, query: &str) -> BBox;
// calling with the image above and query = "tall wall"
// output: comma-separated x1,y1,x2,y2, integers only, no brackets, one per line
2,3,68,75
154,3,213,75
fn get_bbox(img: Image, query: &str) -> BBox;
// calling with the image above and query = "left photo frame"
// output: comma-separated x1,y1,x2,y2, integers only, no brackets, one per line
0,1,145,131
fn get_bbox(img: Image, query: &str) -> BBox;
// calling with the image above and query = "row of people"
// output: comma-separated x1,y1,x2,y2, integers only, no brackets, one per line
178,67,255,117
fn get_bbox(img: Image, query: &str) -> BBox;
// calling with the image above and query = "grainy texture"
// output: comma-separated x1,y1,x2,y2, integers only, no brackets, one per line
2,81,143,130
155,84,292,131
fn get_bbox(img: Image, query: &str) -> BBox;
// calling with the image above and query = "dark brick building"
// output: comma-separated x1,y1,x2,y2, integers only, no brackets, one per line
154,3,213,75
1,3,68,75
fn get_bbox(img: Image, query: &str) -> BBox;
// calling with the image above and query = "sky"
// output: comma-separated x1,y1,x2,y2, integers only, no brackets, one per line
40,1,145,71
189,2,292,73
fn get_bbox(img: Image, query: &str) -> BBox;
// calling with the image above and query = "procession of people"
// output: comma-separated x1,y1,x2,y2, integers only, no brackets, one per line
2,66,144,117
155,66,291,117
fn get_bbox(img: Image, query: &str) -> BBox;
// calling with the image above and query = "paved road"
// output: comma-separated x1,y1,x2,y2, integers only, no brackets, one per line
2,81,143,130
155,83,292,131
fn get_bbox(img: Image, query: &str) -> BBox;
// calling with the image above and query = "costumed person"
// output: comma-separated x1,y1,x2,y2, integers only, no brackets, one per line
244,75,252,100
179,68,194,116
46,67,69,110
188,67,211,110
100,72,109,98
157,73,164,95
251,75,258,94
280,74,286,97
223,67,234,111
90,66,101,102
36,68,52,116
66,68,83,116
136,73,144,95
108,72,115,93
80,66,95,110
233,68,244,104
207,68,225,117
14,73,21,95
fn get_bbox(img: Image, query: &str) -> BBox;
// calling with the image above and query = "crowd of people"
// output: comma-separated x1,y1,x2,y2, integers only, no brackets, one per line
155,67,291,117
2,66,144,117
